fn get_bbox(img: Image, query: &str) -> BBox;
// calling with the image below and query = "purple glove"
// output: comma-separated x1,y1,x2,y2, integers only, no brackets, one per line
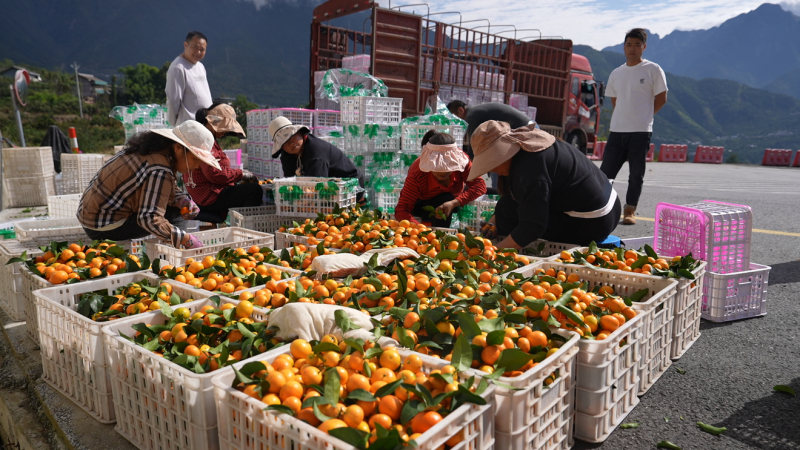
183,234,204,249
177,197,200,220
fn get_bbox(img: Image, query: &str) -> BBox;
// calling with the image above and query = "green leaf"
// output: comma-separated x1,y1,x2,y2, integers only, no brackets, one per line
675,367,686,374
347,389,377,402
456,312,482,340
677,268,695,280
435,250,459,261
231,366,254,388
477,317,505,333
400,400,426,425
774,385,797,397
301,396,329,410
697,422,727,436
312,403,334,423
494,348,534,373
644,244,658,259
328,428,369,449
450,334,473,372
486,330,506,346
454,384,487,406
364,346,383,360
588,241,598,254
555,304,585,327
395,327,416,350
629,288,649,303
323,368,341,406
265,405,295,415
313,342,341,354
656,441,681,450
630,254,649,270
620,422,639,429
157,298,174,318
335,309,360,335
523,298,547,312
374,379,403,398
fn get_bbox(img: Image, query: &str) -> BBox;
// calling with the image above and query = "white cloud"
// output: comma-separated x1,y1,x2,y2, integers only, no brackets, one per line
394,0,772,49
781,1,800,14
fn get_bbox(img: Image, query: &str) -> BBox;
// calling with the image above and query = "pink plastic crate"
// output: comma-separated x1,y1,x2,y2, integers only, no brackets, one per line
654,201,752,274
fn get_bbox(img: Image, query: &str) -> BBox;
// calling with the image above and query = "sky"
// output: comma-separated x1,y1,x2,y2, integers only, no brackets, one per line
356,0,800,49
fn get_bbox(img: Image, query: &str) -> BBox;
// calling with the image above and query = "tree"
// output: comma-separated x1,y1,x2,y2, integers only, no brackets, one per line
118,62,170,104
726,152,741,164
232,94,258,128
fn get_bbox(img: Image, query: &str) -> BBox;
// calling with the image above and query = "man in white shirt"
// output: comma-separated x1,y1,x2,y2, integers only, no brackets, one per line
166,31,212,126
601,28,668,225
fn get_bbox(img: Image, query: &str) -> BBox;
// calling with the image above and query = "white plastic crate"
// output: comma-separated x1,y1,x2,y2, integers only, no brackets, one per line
273,177,359,217
468,329,579,436
35,272,204,423
223,149,241,166
14,218,83,239
575,363,638,416
60,153,106,194
274,231,311,250
103,298,286,450
0,240,43,322
2,174,57,207
263,157,283,178
213,346,496,450
265,108,314,128
630,277,677,395
519,240,580,261
228,205,305,234
457,195,498,235
368,186,402,214
246,110,259,127
573,377,639,443
494,395,572,450
144,227,275,266
47,194,82,219
701,262,770,323
1,146,55,177
312,109,341,127
340,96,403,125
400,123,466,152
342,127,402,152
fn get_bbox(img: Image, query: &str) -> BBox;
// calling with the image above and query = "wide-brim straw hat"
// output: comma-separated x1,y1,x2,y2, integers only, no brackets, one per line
467,120,554,181
268,116,310,158
152,120,220,170
206,104,245,139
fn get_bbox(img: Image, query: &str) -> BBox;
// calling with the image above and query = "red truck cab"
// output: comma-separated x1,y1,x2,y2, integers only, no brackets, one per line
565,54,603,154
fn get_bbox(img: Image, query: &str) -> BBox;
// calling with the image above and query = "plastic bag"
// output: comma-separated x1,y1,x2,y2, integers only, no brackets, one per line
401,95,467,128
317,69,389,102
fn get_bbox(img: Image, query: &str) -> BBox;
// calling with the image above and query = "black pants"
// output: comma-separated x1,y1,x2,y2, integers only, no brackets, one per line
200,183,264,218
412,192,459,228
83,207,185,241
599,131,651,207
495,195,622,246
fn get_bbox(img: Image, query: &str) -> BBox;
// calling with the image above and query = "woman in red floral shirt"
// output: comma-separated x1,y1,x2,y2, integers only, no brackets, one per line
395,130,486,227
188,103,263,218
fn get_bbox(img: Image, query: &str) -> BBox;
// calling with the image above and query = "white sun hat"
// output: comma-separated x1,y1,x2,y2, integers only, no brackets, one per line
151,120,221,170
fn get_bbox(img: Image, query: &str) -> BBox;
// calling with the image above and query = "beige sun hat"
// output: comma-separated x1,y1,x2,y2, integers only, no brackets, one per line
467,120,555,181
268,116,310,158
206,104,245,138
152,120,221,170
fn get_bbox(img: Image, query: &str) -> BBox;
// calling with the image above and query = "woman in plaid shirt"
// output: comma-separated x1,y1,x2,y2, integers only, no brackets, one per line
78,121,220,249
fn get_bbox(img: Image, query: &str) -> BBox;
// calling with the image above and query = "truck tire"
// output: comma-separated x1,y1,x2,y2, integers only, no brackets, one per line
568,132,587,154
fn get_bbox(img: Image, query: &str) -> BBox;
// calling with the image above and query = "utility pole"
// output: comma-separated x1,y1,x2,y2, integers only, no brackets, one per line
9,85,25,146
71,61,84,118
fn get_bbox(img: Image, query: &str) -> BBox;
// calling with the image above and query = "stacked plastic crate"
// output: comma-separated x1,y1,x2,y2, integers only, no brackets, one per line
109,103,170,142
1,146,57,207
341,54,371,73
311,109,343,148
245,109,266,177
60,153,109,194
654,200,767,352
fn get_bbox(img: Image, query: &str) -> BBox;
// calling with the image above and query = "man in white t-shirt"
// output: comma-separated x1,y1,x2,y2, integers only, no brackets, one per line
601,28,668,225
166,31,213,126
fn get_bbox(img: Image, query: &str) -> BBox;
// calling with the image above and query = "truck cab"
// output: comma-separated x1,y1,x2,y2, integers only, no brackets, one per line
565,54,603,154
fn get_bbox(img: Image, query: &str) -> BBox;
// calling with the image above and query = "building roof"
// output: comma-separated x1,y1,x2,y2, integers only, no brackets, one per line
78,73,107,85
1,65,42,81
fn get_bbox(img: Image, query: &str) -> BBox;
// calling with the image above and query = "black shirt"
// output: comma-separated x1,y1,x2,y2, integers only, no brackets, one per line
465,103,533,137
507,139,612,246
280,134,360,180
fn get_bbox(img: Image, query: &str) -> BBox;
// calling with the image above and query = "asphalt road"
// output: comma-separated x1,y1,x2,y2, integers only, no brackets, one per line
572,162,800,450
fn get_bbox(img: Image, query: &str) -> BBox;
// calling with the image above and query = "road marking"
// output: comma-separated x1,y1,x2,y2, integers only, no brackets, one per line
630,216,800,237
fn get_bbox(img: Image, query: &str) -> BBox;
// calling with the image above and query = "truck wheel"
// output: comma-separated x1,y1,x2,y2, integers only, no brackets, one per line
568,133,587,154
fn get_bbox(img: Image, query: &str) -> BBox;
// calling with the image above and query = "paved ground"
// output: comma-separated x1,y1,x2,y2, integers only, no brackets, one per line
1,162,798,449
573,162,800,450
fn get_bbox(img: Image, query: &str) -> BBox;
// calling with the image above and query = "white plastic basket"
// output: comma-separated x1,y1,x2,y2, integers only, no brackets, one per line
312,110,341,127
144,227,275,266
14,218,83,239
272,177,359,218
340,96,403,125
468,329,579,436
1,146,55,177
34,272,204,423
274,231,311,250
228,205,304,234
47,194,82,219
456,196,498,235
0,240,44,322
223,149,241,166
102,301,290,450
573,373,639,442
265,108,314,129
60,153,106,194
400,123,466,152
701,262,770,323
212,346,496,450
2,174,57,207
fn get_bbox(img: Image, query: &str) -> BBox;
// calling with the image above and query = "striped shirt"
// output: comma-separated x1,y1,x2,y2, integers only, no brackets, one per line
395,158,486,223
78,151,188,247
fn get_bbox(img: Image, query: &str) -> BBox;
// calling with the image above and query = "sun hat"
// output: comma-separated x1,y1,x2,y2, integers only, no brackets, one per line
151,120,221,170
205,104,245,138
418,142,469,173
467,120,555,181
268,116,310,158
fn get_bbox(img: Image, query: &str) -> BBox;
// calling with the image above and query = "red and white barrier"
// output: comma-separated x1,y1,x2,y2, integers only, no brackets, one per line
646,143,655,162
794,152,800,167
694,146,724,164
761,148,792,166
68,127,82,154
588,141,605,160
659,144,688,162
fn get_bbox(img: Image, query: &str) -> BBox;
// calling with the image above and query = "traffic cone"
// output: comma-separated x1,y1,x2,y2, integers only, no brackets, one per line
68,127,82,154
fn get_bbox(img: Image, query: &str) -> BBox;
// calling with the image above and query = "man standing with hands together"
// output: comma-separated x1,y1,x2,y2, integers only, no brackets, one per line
600,28,668,225
166,31,212,126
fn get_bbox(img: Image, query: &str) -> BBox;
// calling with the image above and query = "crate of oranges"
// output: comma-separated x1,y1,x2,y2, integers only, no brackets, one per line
34,273,202,423
12,240,149,344
212,338,496,450
102,296,286,450
144,227,275,266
